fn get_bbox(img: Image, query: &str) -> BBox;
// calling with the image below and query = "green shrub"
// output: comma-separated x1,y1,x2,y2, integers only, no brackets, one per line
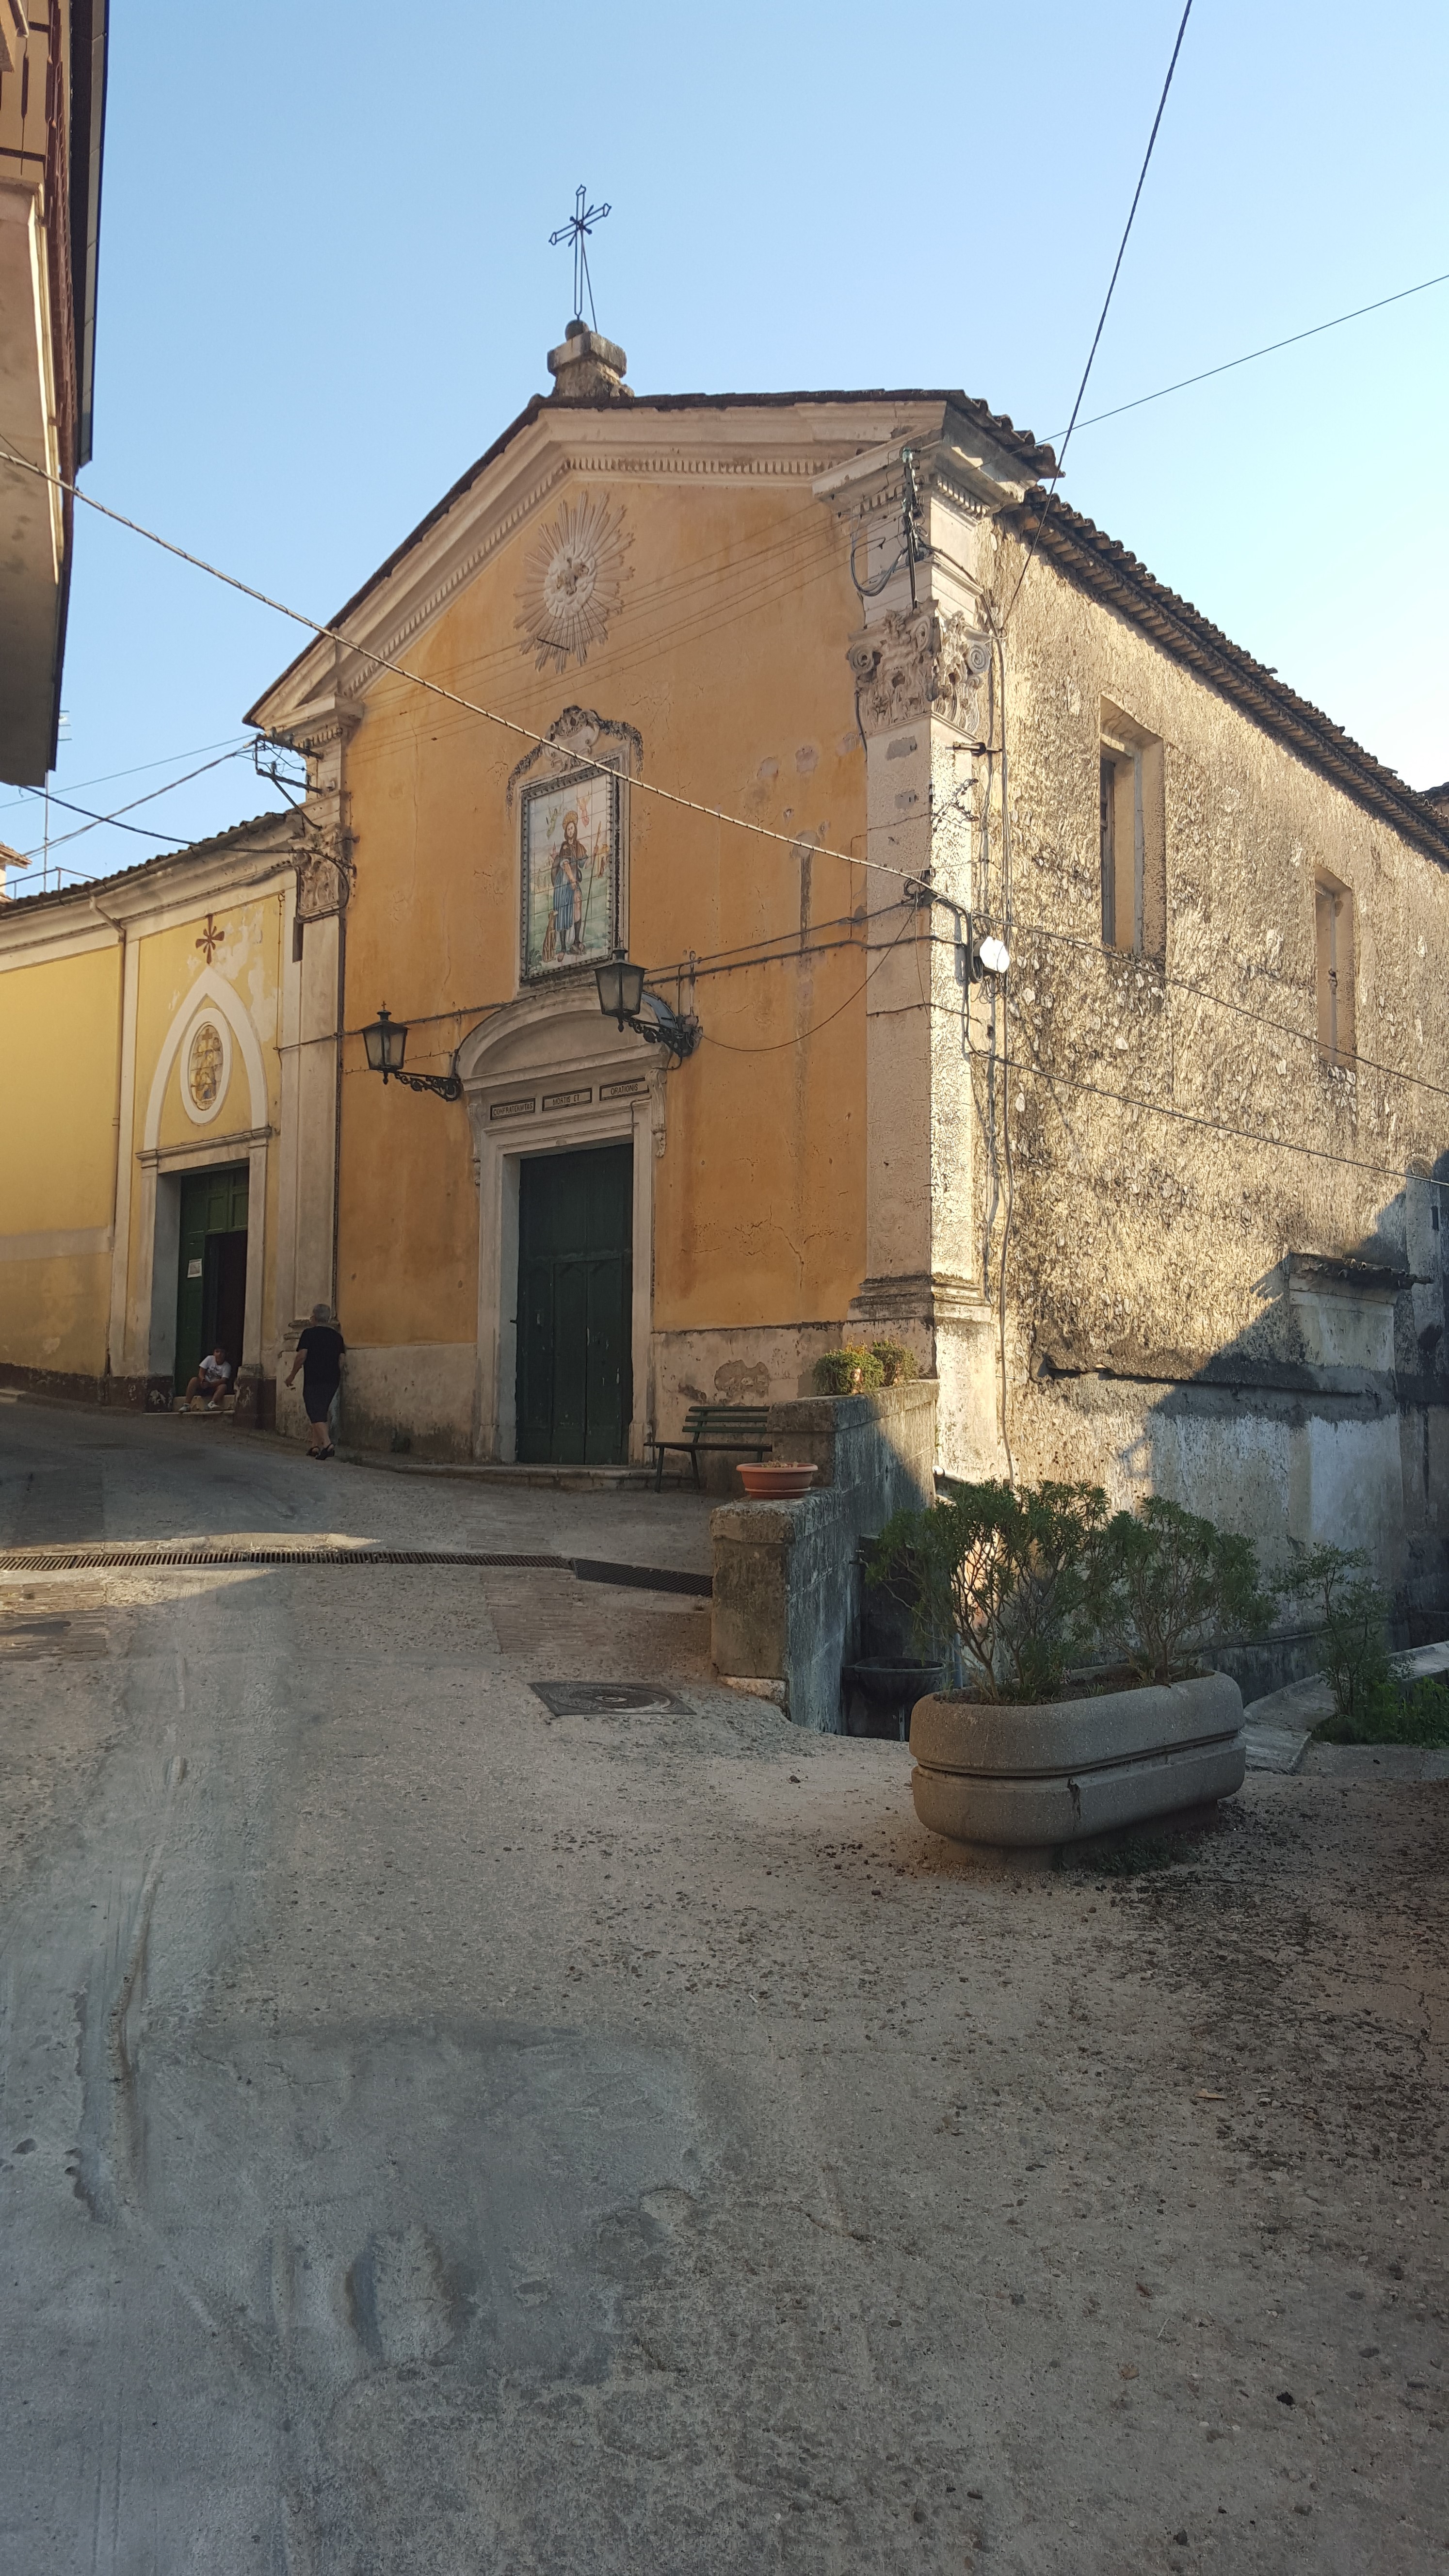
866,1478,1109,1704
1089,1496,1272,1686
1277,1542,1402,1734
813,1344,886,1395
869,1338,918,1387
1394,1679,1449,1748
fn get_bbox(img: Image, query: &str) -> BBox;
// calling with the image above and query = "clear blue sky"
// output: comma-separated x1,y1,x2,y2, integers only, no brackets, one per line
6,0,1446,882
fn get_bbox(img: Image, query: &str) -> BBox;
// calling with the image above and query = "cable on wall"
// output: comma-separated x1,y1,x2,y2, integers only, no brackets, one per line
699,911,915,1055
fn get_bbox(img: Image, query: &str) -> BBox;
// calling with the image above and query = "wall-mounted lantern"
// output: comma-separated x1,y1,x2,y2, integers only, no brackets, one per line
595,955,646,1026
594,953,701,1060
362,1004,463,1100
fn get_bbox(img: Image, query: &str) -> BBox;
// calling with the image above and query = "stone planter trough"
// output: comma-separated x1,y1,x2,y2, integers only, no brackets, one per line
909,1671,1246,1857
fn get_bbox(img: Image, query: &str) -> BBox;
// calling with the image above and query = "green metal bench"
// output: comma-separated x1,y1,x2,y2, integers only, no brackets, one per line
651,1402,771,1492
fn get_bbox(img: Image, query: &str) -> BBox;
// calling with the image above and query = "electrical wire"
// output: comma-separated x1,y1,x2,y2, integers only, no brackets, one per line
10,744,258,862
420,495,830,697
998,1049,1422,1188
925,748,1449,1113
700,912,913,1053
0,731,252,818
0,436,916,893
1002,0,1194,628
1053,268,1449,440
943,911,1449,1114
4,344,1434,1190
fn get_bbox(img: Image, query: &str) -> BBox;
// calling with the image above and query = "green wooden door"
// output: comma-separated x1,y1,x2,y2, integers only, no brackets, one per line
174,1165,249,1392
516,1144,632,1464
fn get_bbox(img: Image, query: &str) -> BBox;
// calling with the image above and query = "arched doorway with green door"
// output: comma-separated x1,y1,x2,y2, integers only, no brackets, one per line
173,1163,249,1398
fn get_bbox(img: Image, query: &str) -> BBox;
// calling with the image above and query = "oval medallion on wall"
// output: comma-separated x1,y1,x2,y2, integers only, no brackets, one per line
182,1015,231,1126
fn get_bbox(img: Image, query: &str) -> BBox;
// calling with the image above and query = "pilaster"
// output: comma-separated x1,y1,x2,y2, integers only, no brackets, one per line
814,427,1030,1470
268,697,359,1377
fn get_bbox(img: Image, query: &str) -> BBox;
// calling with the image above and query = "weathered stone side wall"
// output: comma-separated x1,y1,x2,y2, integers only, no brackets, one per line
959,523,1449,1618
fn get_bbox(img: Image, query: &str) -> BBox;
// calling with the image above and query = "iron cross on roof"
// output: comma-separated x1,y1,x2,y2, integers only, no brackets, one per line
549,184,611,330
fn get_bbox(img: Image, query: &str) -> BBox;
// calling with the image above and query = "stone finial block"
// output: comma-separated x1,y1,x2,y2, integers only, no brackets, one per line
547,323,631,403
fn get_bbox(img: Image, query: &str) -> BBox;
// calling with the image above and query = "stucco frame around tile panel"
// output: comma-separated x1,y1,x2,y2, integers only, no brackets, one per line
456,986,665,1462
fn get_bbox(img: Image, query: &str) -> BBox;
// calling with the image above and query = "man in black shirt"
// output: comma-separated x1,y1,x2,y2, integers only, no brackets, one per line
284,1303,346,1458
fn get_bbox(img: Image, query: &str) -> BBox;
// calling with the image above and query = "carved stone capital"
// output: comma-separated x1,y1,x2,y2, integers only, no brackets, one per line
847,608,990,740
292,823,355,923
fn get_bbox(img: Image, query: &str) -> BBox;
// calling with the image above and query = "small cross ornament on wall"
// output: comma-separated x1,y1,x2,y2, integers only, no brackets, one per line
195,912,225,963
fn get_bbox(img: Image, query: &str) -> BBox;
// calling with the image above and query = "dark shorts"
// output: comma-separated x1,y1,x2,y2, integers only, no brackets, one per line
303,1381,338,1425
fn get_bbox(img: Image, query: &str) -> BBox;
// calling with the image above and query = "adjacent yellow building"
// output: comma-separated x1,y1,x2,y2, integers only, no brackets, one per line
0,815,297,1415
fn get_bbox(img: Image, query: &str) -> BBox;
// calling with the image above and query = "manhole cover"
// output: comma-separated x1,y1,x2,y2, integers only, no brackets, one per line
529,1682,693,1718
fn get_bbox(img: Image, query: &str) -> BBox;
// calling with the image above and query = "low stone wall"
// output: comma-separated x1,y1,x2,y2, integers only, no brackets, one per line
710,1380,937,1730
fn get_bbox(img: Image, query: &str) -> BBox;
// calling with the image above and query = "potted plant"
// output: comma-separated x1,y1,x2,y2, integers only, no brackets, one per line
869,1483,1263,1857
813,1344,885,1395
843,1520,951,1739
812,1340,919,1396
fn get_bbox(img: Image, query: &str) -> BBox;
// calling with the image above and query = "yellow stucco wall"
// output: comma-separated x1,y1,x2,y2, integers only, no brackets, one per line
0,939,120,1378
336,476,869,1345
124,897,287,1382
0,857,291,1401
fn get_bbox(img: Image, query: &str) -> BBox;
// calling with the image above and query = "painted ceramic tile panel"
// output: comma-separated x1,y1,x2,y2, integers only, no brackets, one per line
521,766,616,975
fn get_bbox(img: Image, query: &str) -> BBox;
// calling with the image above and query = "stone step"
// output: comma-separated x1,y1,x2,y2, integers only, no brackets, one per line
331,1450,684,1492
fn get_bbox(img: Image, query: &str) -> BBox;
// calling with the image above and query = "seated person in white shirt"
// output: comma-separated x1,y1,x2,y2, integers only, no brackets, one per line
185,1346,233,1411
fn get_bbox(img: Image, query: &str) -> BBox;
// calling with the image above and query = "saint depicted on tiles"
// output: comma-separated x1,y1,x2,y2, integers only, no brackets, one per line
521,765,618,977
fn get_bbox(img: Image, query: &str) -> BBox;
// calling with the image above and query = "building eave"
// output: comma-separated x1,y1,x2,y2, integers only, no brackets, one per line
0,810,295,956
1011,488,1449,868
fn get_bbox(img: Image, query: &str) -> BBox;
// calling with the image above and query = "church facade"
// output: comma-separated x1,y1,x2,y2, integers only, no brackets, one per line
4,319,1449,1617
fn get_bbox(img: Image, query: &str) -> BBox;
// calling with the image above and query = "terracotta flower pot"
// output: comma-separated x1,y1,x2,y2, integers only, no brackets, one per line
736,1461,819,1500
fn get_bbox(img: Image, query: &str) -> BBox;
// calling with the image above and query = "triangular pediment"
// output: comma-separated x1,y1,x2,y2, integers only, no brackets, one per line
245,391,958,747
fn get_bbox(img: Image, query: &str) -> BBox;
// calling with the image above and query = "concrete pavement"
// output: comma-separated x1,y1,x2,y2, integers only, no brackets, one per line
0,1401,1444,2573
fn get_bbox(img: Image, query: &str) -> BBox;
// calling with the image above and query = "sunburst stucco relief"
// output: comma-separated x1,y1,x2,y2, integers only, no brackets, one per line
514,492,633,676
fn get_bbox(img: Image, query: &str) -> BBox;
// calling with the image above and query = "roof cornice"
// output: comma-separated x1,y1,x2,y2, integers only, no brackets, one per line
1011,489,1449,867
0,812,296,957
246,387,1055,738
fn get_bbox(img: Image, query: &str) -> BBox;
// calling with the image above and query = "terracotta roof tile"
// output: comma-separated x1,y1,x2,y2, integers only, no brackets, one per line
0,811,291,915
1013,487,1449,864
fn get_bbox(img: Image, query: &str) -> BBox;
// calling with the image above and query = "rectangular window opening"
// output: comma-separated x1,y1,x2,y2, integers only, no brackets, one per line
1315,873,1355,1069
1098,704,1164,958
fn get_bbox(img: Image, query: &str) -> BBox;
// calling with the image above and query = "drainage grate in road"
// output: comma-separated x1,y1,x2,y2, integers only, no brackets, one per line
529,1682,694,1718
0,1545,568,1573
0,1543,711,1594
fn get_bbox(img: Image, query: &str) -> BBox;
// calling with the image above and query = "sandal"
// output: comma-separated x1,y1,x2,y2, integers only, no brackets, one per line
320,1444,335,1459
